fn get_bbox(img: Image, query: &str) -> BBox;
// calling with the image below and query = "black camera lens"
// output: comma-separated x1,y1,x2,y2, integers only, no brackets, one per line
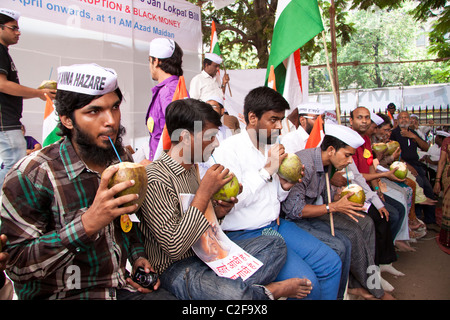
132,267,158,289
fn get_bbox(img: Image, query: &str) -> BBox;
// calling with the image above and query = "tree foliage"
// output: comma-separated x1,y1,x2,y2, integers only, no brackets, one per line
189,0,448,87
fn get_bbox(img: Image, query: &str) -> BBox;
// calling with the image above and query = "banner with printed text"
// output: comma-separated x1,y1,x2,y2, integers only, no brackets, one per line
5,0,201,52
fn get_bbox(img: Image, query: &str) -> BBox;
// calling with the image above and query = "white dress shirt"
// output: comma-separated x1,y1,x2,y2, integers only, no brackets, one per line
212,130,290,231
189,70,223,101
280,126,309,154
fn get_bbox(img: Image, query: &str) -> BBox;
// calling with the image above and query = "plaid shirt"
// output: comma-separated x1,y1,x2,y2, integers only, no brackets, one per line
0,137,146,299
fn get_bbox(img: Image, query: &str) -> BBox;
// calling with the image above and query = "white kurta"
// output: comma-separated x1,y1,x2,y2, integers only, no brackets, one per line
212,130,289,231
189,70,223,101
280,126,309,154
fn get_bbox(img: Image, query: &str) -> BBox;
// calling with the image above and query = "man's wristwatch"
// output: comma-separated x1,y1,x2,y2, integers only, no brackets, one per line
259,168,273,183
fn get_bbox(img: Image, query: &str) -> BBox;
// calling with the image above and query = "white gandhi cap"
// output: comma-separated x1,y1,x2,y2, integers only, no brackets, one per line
370,112,384,126
436,130,450,137
57,63,118,96
297,102,327,115
204,52,223,64
149,38,175,59
325,124,365,149
0,8,20,21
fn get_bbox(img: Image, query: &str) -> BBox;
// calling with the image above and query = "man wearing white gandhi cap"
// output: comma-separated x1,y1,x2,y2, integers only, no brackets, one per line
189,52,230,101
0,62,176,300
0,8,57,189
280,102,328,154
324,123,365,149
145,37,183,162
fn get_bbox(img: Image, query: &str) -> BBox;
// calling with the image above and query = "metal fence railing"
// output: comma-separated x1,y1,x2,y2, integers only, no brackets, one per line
340,104,450,129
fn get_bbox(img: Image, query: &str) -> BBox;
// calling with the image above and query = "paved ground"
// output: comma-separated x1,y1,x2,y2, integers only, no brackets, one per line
382,229,450,300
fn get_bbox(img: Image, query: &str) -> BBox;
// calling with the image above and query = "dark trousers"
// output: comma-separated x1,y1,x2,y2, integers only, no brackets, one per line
366,205,397,265
411,163,436,224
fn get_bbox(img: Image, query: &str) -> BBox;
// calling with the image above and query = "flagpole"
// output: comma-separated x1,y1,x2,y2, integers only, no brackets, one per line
221,64,232,97
325,168,335,237
321,31,341,125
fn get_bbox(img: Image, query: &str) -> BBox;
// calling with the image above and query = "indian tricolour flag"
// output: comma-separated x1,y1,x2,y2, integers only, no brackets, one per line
265,0,324,109
42,94,60,147
210,20,221,55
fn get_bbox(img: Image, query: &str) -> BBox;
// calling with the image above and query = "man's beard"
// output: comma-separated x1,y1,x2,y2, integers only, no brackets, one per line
73,123,126,167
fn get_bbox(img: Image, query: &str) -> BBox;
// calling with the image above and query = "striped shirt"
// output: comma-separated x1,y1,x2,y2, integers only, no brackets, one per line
137,152,210,274
0,137,146,299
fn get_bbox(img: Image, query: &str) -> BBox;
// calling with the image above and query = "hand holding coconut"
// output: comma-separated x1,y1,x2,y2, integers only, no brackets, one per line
264,143,287,176
384,161,407,182
192,164,234,216
212,174,242,220
334,184,366,222
37,80,57,101
81,164,143,237
277,153,304,191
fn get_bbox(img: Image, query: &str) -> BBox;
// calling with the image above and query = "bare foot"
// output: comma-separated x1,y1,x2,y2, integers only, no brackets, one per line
419,198,438,205
395,240,416,252
265,278,312,299
347,287,377,300
381,292,396,300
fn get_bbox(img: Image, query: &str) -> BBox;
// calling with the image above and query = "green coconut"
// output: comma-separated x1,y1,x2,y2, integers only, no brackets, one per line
38,80,57,90
107,162,148,211
340,184,366,205
213,174,240,201
390,161,408,179
278,153,303,183
372,143,387,153
386,141,400,155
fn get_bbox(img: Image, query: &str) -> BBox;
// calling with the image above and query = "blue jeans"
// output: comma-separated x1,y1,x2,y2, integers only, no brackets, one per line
291,218,351,300
160,235,287,300
227,219,342,300
0,130,26,190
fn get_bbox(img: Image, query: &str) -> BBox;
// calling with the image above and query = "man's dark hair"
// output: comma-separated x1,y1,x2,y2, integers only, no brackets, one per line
151,42,183,76
243,86,290,124
320,135,349,152
376,113,392,127
0,14,15,25
202,58,215,69
55,88,123,139
165,98,221,140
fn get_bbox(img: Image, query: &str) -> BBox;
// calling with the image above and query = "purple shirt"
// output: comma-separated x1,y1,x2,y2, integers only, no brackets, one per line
145,75,179,161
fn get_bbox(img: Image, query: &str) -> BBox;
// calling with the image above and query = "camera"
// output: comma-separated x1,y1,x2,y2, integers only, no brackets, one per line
132,267,158,289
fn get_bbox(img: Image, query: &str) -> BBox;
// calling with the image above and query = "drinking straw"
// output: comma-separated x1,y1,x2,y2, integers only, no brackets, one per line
108,136,122,162
345,167,350,186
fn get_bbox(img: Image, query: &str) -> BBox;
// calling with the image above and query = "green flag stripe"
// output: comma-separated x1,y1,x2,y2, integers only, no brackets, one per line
266,0,324,89
43,127,61,147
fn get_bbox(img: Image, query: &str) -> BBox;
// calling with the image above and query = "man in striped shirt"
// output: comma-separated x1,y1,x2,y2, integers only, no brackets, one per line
0,64,174,300
139,98,310,300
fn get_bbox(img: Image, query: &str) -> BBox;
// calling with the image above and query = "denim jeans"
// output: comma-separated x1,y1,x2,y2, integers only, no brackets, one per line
226,219,342,300
0,129,26,190
160,235,287,300
116,287,177,300
291,218,351,300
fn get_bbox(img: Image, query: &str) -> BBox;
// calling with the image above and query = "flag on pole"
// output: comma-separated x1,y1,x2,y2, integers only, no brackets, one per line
267,65,276,91
42,94,60,147
210,20,221,55
160,76,190,152
265,0,324,109
388,110,394,124
304,115,324,149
